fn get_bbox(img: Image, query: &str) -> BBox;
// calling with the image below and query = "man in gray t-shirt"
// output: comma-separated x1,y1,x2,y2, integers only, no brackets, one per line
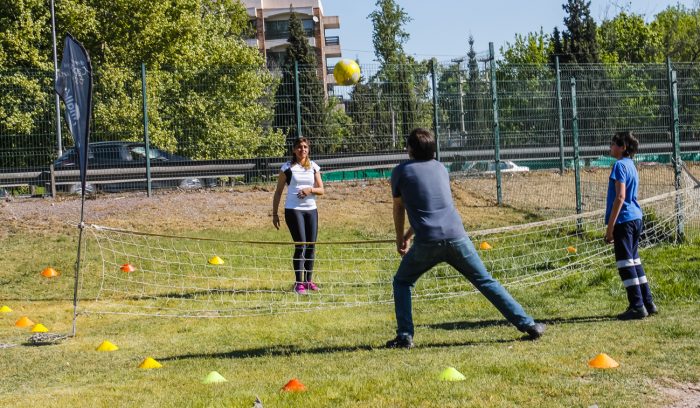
386,128,545,349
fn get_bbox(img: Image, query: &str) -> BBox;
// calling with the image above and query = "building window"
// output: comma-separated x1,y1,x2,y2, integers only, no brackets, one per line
265,19,314,40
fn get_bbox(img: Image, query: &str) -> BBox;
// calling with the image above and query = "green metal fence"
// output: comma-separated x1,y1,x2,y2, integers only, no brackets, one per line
1,55,699,237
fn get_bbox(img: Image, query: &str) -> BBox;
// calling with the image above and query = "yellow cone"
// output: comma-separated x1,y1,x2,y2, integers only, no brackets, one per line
439,366,466,381
479,241,493,250
138,357,162,369
15,316,34,328
202,371,227,384
588,353,619,369
96,340,119,351
208,256,224,265
0,305,12,313
31,323,49,333
566,246,577,254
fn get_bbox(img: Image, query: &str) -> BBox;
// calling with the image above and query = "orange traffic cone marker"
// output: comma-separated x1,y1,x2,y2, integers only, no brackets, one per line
281,378,306,392
15,316,34,328
479,241,493,250
120,263,136,273
588,353,619,369
41,267,60,278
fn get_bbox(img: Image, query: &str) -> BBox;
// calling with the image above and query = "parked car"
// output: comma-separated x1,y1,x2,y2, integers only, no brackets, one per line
53,141,216,194
472,160,530,174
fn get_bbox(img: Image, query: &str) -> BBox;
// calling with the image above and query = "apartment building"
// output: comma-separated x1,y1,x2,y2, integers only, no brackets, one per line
243,0,341,90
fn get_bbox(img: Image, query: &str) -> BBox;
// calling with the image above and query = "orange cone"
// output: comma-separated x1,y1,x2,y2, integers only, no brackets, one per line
120,263,136,273
41,267,60,278
15,316,34,328
566,246,577,254
588,353,620,369
479,241,493,250
281,378,306,392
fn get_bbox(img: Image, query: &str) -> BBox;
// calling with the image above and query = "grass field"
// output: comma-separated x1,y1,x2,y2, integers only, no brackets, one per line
1,182,699,407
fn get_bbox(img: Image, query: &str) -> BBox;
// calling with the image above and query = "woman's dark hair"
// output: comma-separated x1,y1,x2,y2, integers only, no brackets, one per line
407,128,436,161
611,131,640,158
291,137,311,169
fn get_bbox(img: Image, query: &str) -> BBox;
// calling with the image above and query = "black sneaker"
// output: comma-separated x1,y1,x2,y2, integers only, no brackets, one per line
524,323,546,340
617,306,648,320
385,334,414,349
645,303,658,315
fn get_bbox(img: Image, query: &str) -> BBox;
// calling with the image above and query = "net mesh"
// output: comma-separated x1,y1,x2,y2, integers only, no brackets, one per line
78,174,699,318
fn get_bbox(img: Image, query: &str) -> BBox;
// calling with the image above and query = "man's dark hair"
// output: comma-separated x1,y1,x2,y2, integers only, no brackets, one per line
611,131,639,158
407,128,436,161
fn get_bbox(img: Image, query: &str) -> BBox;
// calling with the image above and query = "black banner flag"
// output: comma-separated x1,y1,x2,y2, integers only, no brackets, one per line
55,33,93,193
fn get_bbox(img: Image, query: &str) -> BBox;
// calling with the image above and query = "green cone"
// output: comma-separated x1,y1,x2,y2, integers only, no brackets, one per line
202,371,227,384
439,367,466,381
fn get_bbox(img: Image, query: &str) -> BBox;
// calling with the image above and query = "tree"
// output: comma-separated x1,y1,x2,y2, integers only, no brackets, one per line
549,26,565,65
0,0,284,166
368,0,411,67
368,0,429,145
561,0,600,63
651,5,700,62
273,10,340,154
598,12,662,63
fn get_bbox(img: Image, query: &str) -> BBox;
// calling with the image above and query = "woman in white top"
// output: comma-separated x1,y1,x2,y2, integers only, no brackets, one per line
272,137,325,294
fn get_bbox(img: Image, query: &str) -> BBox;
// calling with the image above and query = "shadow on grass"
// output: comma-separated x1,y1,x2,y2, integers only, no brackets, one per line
422,313,617,331
159,337,521,361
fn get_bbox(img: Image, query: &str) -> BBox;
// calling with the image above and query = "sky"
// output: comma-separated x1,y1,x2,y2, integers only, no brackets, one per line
323,0,697,63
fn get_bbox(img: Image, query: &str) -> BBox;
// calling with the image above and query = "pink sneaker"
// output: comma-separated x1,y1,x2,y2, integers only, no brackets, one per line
304,281,319,291
293,283,307,295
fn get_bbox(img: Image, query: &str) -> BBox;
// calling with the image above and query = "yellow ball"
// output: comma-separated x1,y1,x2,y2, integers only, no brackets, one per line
333,59,361,86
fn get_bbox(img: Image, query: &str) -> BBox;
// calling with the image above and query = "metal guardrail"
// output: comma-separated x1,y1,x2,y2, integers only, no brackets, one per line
1,140,699,193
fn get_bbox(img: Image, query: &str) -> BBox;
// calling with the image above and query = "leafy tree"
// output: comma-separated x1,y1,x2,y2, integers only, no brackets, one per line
651,5,700,62
550,26,565,65
273,10,335,153
561,0,599,63
598,12,661,63
0,0,284,167
368,0,411,67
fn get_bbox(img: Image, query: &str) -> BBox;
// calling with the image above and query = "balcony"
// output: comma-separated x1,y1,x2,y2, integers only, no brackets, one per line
325,37,341,58
323,15,340,29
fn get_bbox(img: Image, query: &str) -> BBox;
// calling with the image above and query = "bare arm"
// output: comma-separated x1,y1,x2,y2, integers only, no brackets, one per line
272,171,286,230
393,196,413,255
605,180,626,243
297,171,325,198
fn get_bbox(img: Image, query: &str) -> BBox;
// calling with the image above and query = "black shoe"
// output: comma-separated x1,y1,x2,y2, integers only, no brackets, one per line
645,303,658,315
385,334,414,349
617,306,648,320
524,323,546,340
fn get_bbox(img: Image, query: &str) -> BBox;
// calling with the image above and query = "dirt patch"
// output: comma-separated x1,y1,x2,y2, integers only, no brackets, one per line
658,380,700,408
0,178,534,238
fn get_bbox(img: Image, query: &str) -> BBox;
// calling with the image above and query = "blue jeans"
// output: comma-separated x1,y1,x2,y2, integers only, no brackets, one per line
393,236,535,337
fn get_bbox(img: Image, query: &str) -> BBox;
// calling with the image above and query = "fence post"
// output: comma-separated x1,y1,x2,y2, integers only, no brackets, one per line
570,77,582,232
488,42,502,205
555,56,565,174
294,60,302,139
666,57,684,242
431,58,441,161
141,63,152,197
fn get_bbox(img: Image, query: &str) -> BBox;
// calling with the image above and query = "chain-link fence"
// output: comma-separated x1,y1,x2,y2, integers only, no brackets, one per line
1,58,699,236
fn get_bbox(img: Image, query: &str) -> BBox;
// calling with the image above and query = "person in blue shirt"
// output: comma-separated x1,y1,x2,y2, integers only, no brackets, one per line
605,131,657,320
385,128,545,349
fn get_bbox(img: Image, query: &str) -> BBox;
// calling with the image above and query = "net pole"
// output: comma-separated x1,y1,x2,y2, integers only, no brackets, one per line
431,58,441,161
667,58,684,243
489,42,502,205
72,200,85,336
570,77,583,233
555,56,565,175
